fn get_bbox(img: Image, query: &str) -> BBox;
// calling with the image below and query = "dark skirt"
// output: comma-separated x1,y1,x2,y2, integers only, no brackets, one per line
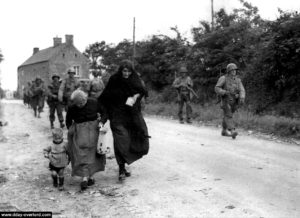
110,112,149,165
67,120,106,177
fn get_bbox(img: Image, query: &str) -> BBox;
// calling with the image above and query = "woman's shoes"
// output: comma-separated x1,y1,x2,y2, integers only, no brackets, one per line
124,169,131,177
119,172,126,181
80,181,88,191
87,178,95,186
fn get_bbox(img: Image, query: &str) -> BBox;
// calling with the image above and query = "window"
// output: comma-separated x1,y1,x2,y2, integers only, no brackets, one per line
74,66,80,77
75,53,77,58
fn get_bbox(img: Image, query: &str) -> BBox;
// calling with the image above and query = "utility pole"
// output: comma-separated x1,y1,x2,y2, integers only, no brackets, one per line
211,0,214,30
132,17,136,70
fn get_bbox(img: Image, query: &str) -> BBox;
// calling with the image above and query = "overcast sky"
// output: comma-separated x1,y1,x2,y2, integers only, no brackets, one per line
0,0,299,90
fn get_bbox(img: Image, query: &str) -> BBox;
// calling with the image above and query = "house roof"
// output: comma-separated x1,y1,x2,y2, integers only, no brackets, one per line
19,44,66,67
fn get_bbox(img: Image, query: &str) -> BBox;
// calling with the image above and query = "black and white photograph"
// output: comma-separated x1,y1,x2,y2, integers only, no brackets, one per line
0,0,299,217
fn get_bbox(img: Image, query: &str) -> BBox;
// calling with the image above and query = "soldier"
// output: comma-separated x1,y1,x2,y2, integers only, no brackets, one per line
58,67,79,112
89,70,105,99
47,74,65,129
215,63,245,139
30,76,46,118
172,66,194,124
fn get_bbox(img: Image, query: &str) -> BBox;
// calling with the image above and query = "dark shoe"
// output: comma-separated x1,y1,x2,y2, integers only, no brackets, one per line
119,172,126,181
187,119,192,124
60,122,65,128
52,175,58,187
231,131,238,139
58,177,64,191
80,181,88,191
124,169,131,177
179,120,184,124
87,178,95,186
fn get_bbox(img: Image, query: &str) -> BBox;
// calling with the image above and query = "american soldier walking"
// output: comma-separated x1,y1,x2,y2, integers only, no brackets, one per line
172,66,194,124
215,63,245,139
30,76,46,118
58,67,80,112
47,74,65,129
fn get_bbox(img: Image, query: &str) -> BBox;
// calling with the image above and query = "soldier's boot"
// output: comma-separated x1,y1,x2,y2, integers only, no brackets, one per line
37,112,41,118
60,121,65,128
231,129,238,139
50,121,54,129
179,119,184,124
34,110,37,117
221,129,232,137
187,118,192,124
58,177,64,191
51,175,58,187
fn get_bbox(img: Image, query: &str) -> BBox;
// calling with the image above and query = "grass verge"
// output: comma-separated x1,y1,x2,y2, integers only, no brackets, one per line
144,102,300,140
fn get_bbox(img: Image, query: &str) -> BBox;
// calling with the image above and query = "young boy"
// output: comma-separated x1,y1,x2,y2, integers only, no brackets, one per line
43,128,69,191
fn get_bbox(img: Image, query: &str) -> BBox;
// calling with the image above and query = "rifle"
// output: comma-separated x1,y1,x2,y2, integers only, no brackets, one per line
187,86,199,99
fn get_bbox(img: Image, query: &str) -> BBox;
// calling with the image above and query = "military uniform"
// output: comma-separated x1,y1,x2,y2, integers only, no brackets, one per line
215,63,245,138
58,68,79,112
30,77,46,118
89,77,105,99
47,74,64,129
172,66,193,123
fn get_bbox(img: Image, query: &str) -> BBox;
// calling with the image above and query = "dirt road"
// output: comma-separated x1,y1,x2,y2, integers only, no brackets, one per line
0,100,299,218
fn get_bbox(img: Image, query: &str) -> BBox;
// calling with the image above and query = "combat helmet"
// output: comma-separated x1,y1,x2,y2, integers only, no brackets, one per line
52,73,60,80
226,63,238,73
179,66,188,73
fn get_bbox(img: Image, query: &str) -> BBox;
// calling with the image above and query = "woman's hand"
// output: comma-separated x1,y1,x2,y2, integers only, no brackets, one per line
133,94,140,101
98,122,104,129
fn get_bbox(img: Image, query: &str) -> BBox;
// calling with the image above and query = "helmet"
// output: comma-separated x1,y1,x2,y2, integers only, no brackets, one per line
35,76,42,81
52,73,60,79
179,66,188,73
67,67,76,74
226,63,238,73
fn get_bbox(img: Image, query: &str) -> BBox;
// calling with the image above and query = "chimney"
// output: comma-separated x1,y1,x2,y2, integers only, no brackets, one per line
65,34,74,46
53,37,62,47
33,47,39,55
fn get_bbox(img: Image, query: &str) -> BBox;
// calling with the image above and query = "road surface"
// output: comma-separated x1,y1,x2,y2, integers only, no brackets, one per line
0,100,299,218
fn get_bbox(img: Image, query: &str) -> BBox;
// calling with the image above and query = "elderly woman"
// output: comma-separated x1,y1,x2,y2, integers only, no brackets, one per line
99,60,150,181
66,90,107,190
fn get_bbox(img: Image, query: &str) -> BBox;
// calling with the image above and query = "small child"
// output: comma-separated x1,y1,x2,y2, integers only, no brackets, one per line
43,128,69,191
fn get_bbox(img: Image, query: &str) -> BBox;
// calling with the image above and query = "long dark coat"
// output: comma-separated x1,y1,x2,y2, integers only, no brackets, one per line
99,72,149,165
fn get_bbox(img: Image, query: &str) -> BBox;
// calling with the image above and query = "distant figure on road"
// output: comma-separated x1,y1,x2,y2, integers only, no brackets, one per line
89,70,105,99
30,76,46,118
23,82,32,108
99,60,150,182
215,63,246,139
58,67,80,112
66,90,107,191
172,66,194,124
43,128,69,191
47,74,64,129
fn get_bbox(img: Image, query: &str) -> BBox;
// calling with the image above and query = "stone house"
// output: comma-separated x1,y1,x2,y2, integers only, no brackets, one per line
17,34,90,97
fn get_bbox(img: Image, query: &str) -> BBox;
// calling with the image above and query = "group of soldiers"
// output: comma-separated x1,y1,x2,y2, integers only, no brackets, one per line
172,63,245,139
22,62,245,138
23,68,105,129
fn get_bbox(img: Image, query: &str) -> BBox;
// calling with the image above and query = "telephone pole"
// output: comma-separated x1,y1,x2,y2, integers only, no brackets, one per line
132,17,136,70
211,0,214,30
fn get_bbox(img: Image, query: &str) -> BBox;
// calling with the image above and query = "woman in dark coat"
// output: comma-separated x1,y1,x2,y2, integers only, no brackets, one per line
99,60,150,181
66,89,107,190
